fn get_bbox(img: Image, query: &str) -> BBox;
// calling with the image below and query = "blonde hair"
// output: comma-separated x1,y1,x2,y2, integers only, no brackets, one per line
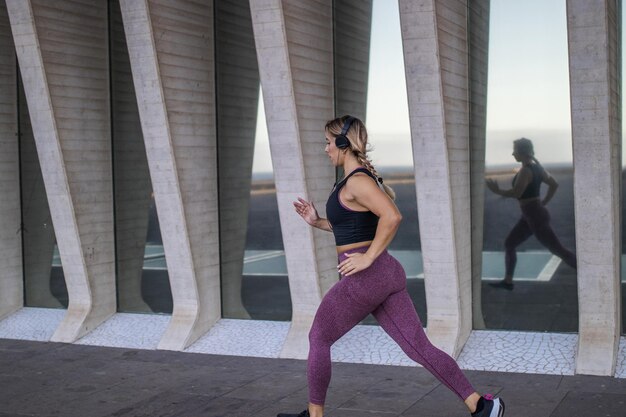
514,137,542,168
325,115,396,200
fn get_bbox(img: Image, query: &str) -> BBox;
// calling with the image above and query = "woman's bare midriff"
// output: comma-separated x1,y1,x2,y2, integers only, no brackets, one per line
336,240,373,254
519,196,541,206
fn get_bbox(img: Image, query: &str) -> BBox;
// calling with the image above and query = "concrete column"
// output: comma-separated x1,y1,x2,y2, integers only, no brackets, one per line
0,2,22,319
399,0,472,356
468,0,490,330
333,0,373,120
216,0,260,320
110,0,153,313
567,0,621,376
120,0,220,350
7,0,115,342
251,0,337,359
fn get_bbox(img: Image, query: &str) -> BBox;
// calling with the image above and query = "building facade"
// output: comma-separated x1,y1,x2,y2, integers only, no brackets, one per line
0,0,623,377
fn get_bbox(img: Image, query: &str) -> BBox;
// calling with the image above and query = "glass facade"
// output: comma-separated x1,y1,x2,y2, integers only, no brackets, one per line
111,1,172,314
334,0,426,325
479,0,578,332
216,1,290,321
12,0,620,337
19,75,68,309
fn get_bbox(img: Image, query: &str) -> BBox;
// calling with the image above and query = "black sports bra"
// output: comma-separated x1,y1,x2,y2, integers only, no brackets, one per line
512,164,543,200
326,168,379,246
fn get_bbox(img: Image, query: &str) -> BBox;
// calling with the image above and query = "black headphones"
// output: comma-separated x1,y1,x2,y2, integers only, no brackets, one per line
335,116,355,149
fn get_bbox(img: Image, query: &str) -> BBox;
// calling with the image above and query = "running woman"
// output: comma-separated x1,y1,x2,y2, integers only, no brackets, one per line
485,138,577,290
279,116,505,417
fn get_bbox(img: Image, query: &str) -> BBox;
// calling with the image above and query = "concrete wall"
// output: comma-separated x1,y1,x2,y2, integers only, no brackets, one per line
399,0,472,356
7,0,116,342
0,2,22,319
251,0,337,359
216,0,260,320
468,0,490,330
120,0,220,350
333,0,372,120
567,0,622,376
0,0,624,377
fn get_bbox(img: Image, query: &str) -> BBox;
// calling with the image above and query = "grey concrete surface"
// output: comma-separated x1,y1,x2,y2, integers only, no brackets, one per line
1,338,625,417
567,0,622,376
8,0,117,342
399,0,473,357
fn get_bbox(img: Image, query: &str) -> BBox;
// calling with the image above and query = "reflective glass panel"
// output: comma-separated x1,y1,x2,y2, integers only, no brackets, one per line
480,0,577,331
111,0,172,314
217,1,290,321
334,0,426,324
20,76,68,308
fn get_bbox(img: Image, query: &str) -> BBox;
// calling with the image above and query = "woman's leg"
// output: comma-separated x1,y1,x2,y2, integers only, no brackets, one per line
371,289,475,402
525,205,577,269
307,277,372,406
503,218,533,281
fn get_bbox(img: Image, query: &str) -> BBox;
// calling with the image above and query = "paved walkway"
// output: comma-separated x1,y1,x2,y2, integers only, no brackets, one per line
2,339,626,417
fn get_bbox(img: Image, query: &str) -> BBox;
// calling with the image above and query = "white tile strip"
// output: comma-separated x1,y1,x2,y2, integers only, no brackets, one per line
332,325,416,367
0,307,65,341
185,319,289,358
537,255,561,281
2,309,621,379
616,337,626,379
75,313,170,350
457,330,577,375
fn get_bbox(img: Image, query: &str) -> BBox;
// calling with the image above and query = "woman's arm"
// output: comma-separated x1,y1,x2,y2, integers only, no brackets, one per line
337,175,402,276
293,197,333,232
541,170,558,206
485,167,532,199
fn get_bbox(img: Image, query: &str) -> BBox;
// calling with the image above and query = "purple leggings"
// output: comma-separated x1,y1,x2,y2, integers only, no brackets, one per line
505,200,577,277
307,247,475,405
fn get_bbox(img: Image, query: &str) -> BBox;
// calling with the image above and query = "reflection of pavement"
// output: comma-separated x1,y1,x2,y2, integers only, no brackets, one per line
241,249,564,282
52,245,593,282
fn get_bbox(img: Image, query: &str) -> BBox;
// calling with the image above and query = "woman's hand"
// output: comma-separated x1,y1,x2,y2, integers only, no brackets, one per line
337,252,374,276
293,197,320,226
485,178,500,194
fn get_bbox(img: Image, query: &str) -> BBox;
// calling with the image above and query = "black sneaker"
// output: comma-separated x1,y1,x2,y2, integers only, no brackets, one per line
471,394,505,417
488,280,514,291
277,410,309,417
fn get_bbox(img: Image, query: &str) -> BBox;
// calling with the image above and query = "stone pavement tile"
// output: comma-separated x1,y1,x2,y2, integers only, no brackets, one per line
278,373,382,409
176,363,271,397
550,391,626,417
224,370,307,402
61,364,238,417
3,343,121,375
400,384,481,417
222,356,307,374
495,388,566,417
0,358,177,416
111,348,238,368
337,376,440,414
0,341,63,374
330,362,421,381
106,390,269,417
463,370,563,391
557,374,626,394
258,403,338,417
328,408,397,417
0,372,49,400
0,338,57,353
